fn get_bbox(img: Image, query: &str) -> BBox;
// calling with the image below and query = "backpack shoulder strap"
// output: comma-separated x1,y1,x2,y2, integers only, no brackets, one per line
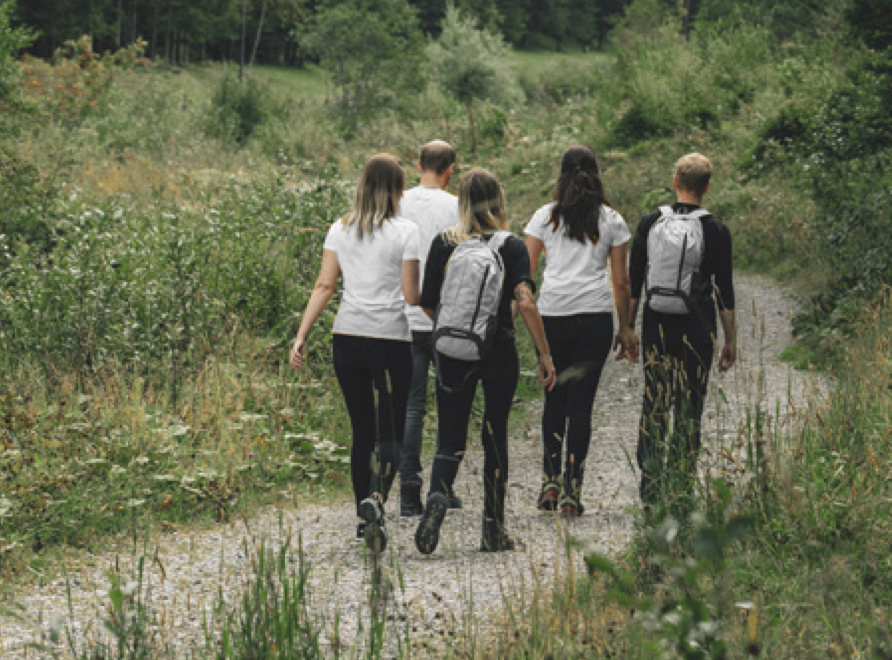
487,230,512,252
690,208,710,219
658,205,674,217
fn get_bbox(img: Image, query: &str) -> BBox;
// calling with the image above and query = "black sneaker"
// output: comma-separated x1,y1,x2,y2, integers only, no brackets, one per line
559,492,585,517
446,489,463,510
400,484,424,517
537,480,561,512
359,495,387,552
415,492,449,555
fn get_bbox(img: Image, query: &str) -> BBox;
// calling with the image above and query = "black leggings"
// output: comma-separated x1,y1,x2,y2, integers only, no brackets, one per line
636,309,715,510
332,334,412,515
428,337,519,523
541,313,614,489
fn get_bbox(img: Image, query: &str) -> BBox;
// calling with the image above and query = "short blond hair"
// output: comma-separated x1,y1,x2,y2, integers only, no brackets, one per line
674,153,712,194
419,140,455,175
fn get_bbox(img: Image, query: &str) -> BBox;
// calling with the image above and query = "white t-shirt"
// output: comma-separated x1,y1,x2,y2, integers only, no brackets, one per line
323,217,421,341
524,202,631,316
396,186,459,332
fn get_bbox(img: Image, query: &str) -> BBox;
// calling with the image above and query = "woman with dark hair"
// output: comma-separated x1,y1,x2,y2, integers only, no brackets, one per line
524,145,638,517
415,167,556,554
290,154,420,552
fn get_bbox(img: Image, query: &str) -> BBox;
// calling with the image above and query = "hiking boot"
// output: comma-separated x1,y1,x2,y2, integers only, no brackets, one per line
446,488,463,510
480,518,516,552
359,495,387,553
559,492,585,517
536,480,561,512
415,492,449,555
400,484,424,517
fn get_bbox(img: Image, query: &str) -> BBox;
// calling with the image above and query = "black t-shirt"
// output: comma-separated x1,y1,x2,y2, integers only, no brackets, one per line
421,232,534,339
629,202,735,324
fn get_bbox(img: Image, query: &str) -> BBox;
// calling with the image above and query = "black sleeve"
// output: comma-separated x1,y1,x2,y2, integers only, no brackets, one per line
629,212,658,300
501,234,535,300
420,234,450,311
712,222,735,311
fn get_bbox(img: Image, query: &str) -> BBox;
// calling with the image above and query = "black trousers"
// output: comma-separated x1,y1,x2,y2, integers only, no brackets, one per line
332,334,412,515
636,309,715,512
541,313,614,491
428,336,519,524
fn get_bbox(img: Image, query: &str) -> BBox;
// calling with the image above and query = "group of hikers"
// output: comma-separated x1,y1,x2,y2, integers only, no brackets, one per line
289,140,736,555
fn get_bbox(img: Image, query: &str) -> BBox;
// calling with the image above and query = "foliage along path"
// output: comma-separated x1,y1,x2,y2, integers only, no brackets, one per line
0,273,824,658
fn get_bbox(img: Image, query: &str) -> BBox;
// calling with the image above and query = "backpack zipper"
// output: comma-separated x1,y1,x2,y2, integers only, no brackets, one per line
469,262,490,332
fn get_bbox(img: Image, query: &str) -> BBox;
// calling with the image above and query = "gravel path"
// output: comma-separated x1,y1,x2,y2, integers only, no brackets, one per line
0,273,825,659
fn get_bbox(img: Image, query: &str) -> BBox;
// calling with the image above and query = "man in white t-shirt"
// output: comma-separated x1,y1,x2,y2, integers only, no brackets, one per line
397,140,460,517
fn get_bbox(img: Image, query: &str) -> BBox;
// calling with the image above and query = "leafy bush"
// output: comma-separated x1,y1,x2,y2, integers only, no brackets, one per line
427,4,520,154
517,54,605,104
0,147,59,259
206,72,268,145
0,170,350,380
748,54,892,350
301,0,426,113
427,4,521,108
0,0,34,113
612,20,777,146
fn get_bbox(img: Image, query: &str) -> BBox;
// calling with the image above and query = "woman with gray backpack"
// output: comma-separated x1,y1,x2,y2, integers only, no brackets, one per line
415,167,556,554
524,145,638,517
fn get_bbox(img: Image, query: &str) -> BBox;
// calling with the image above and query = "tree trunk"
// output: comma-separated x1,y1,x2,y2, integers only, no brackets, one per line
250,0,268,67
116,0,123,49
150,0,158,59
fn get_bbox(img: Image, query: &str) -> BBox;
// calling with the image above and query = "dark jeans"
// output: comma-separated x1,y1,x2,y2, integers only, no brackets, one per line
428,336,519,523
332,334,412,515
541,313,614,491
399,331,434,488
636,309,715,514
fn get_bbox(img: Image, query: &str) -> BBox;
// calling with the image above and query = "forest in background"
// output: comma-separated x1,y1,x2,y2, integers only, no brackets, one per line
2,0,892,657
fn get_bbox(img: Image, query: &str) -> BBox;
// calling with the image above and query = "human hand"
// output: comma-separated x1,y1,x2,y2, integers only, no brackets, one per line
539,354,557,391
614,326,640,363
289,337,306,370
719,341,736,372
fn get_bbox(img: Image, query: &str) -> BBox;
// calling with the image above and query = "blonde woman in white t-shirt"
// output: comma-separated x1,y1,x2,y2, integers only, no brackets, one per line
524,145,639,517
290,154,421,552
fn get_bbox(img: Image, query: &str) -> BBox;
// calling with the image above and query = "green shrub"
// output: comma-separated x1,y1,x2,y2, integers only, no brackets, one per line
0,170,350,380
206,73,268,145
0,147,59,259
0,0,33,104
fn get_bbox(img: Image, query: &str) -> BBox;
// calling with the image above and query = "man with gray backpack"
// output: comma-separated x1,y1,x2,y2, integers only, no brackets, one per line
627,153,736,518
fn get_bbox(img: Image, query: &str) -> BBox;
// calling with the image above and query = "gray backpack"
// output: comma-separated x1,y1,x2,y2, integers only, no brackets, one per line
645,206,709,314
433,231,511,361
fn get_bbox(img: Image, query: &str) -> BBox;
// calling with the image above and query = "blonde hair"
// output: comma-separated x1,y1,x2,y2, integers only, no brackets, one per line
674,152,712,195
444,168,508,245
342,153,405,237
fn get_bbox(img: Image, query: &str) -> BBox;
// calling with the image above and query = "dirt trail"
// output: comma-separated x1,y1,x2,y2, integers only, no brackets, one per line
0,273,824,658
